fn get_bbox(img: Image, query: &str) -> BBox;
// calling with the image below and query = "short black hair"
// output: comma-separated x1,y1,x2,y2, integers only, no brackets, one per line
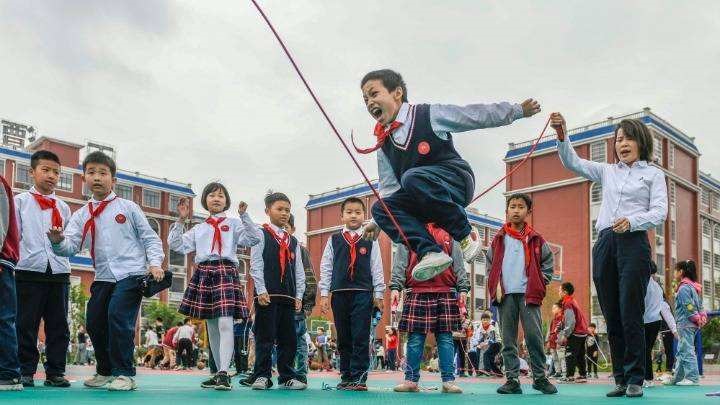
614,119,654,162
156,317,163,322
589,323,596,328
650,261,658,275
561,282,574,295
176,322,183,327
30,150,60,169
82,151,117,177
201,182,231,211
361,69,408,102
264,192,291,209
184,318,192,324
480,311,492,320
506,193,533,210
676,259,698,282
288,214,295,229
341,197,366,213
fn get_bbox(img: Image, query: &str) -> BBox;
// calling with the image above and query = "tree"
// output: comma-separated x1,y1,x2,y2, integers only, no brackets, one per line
69,284,89,341
143,300,184,330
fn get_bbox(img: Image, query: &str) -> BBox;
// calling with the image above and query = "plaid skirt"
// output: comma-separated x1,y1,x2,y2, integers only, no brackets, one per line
178,261,249,319
398,292,462,334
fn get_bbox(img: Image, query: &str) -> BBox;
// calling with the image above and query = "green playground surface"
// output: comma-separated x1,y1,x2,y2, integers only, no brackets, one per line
2,371,719,405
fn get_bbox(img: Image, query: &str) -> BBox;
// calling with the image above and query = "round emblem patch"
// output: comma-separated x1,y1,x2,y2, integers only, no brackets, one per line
221,225,230,232
417,141,431,155
115,214,126,224
359,247,368,255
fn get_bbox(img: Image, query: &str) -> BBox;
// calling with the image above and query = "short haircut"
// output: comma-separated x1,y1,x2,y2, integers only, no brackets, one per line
676,259,698,282
650,261,658,275
30,150,60,169
361,69,408,102
614,119,654,162
176,322,183,327
183,318,192,324
341,197,366,213
589,323,596,328
561,282,574,295
156,317,163,322
201,182,231,211
506,193,533,210
265,192,291,208
480,311,492,320
288,214,295,229
82,151,117,177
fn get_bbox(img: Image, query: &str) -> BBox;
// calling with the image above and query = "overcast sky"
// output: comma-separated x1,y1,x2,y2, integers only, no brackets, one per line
2,0,719,240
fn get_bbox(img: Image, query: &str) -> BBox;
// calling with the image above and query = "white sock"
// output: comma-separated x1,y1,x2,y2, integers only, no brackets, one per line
207,317,235,373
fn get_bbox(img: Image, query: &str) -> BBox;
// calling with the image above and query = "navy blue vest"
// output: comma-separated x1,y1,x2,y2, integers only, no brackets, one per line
329,233,373,292
382,103,475,200
258,228,298,299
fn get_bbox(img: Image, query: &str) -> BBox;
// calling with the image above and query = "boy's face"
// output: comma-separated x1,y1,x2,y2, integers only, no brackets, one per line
82,162,116,199
615,128,640,165
558,286,567,298
341,202,365,230
589,326,596,334
30,159,60,194
481,319,490,328
266,200,291,228
206,188,227,214
362,79,403,126
506,198,530,224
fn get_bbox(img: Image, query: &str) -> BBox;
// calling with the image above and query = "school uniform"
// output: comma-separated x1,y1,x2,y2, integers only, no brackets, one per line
389,224,469,383
318,226,385,384
248,223,305,385
13,187,72,379
560,295,589,379
643,276,676,381
558,137,668,387
0,175,21,383
52,191,164,378
368,102,525,257
169,212,260,319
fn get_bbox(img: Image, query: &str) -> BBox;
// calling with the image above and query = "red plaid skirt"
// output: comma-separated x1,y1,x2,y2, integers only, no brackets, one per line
178,261,249,319
398,292,462,334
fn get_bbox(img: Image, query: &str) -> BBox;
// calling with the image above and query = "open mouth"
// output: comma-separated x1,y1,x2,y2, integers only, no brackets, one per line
371,107,383,120
620,150,631,159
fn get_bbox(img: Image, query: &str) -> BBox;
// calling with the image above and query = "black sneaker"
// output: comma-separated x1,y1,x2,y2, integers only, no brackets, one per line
201,374,218,388
532,377,558,394
215,372,232,391
239,377,255,387
44,375,71,388
20,376,34,388
606,385,628,397
497,378,522,394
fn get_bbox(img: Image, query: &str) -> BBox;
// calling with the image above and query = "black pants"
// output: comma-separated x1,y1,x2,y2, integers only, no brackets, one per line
586,345,599,375
661,320,675,371
484,342,501,373
386,348,397,371
234,335,249,373
331,291,372,383
372,165,473,258
86,277,143,377
177,338,193,368
593,229,650,386
250,302,298,383
566,335,587,378
15,280,69,377
644,320,661,380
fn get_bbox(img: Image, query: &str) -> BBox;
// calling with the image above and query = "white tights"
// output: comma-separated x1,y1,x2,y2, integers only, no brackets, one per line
206,316,234,373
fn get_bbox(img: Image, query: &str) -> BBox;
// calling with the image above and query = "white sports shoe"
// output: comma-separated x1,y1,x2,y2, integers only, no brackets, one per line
84,374,113,388
411,252,453,282
279,379,307,390
676,379,698,386
642,380,654,388
460,230,482,262
252,377,271,390
107,375,137,391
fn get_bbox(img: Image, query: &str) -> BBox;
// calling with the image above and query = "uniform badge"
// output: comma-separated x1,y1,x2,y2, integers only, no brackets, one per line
359,247,368,255
417,141,431,155
221,225,230,232
115,214,126,224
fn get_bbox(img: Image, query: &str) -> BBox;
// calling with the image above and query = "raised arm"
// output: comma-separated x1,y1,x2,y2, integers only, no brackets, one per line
430,99,537,134
235,204,262,247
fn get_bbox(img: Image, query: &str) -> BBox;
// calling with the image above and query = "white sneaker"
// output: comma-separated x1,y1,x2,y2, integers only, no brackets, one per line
411,252,453,282
660,374,674,385
676,379,699,386
252,377,271,390
460,230,482,262
107,376,137,391
0,379,23,391
279,378,307,390
84,374,113,388
642,380,654,388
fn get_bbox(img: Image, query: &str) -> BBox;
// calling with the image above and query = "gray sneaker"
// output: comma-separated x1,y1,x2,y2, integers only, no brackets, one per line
84,374,113,388
251,377,271,390
279,379,307,390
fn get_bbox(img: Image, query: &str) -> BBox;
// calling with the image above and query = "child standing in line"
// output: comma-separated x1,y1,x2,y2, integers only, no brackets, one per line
558,282,589,384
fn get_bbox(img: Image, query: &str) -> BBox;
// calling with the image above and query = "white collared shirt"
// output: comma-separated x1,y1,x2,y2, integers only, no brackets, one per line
14,187,71,274
318,225,385,299
377,101,524,197
558,139,668,232
168,212,261,264
51,192,165,282
249,223,305,299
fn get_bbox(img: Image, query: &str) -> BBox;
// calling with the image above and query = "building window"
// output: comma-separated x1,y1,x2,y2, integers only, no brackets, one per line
169,250,186,267
0,158,5,177
670,220,676,242
488,229,497,242
656,254,665,273
714,225,720,241
592,295,603,316
14,163,32,189
704,220,712,237
147,218,160,236
143,189,161,209
668,181,676,206
668,144,675,169
170,274,186,295
590,141,606,163
591,220,598,241
703,280,712,296
653,136,663,164
115,183,133,200
477,227,486,242
169,195,183,214
702,188,711,209
57,172,73,192
656,222,665,237
703,250,713,267
591,183,602,204
715,254,720,269
475,274,485,286
474,298,486,311
713,193,720,212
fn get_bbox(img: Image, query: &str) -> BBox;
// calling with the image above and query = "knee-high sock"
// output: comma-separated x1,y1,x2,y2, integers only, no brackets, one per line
207,317,235,373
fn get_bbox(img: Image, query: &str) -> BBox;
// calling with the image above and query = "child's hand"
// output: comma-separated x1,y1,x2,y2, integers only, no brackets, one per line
521,99,541,117
258,293,271,306
149,266,164,282
374,298,384,310
294,298,302,312
238,201,248,216
550,112,567,141
320,296,329,314
47,226,65,244
390,290,400,308
363,222,380,241
176,198,190,220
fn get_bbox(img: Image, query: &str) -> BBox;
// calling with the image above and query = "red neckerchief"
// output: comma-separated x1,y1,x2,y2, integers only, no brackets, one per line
31,192,63,228
80,197,117,264
342,230,362,280
263,224,290,282
503,222,532,268
354,121,402,154
562,295,575,308
205,216,227,256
